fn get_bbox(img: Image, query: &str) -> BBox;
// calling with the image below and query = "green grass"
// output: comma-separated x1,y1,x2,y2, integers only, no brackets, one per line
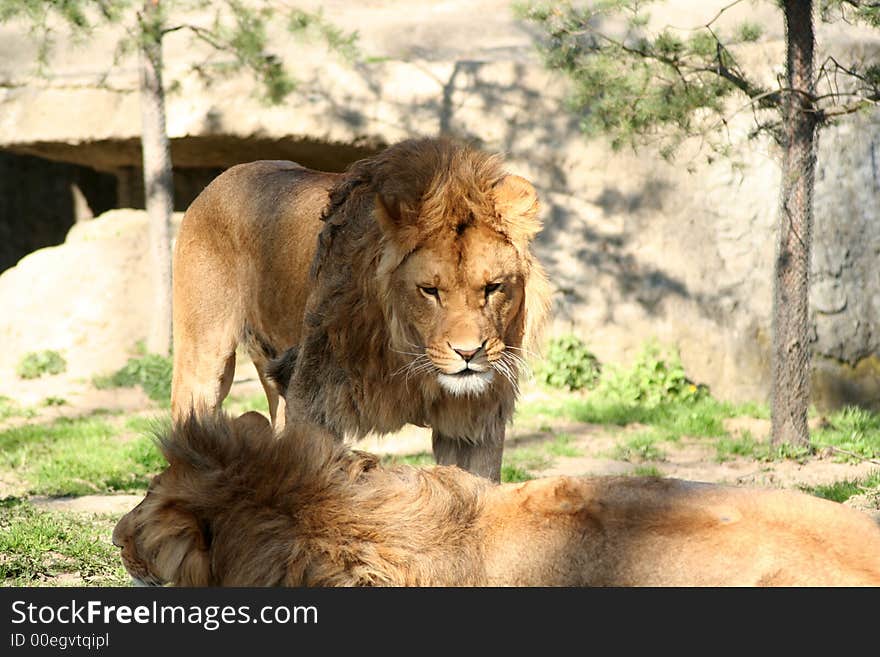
811,406,880,462
381,452,435,467
715,430,761,462
500,464,534,483
546,433,582,458
0,396,35,421
802,471,880,504
612,431,666,462
223,392,270,415
632,465,664,477
0,414,165,496
0,497,128,586
518,396,735,440
382,451,538,482
715,430,813,463
504,445,553,472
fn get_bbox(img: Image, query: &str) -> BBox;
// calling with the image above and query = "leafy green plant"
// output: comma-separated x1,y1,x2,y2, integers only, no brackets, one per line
16,350,67,379
595,343,707,407
538,335,601,391
93,353,172,403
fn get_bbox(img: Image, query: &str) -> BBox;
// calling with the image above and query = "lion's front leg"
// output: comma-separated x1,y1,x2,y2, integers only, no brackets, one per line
432,425,505,483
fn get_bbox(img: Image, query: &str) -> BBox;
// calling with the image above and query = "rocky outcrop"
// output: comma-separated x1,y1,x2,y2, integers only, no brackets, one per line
0,210,181,384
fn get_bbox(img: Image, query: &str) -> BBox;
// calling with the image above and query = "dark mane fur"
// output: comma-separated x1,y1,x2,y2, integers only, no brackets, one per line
312,137,507,278
147,412,490,586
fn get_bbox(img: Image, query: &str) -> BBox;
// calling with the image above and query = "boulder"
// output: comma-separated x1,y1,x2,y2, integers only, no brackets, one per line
0,210,181,388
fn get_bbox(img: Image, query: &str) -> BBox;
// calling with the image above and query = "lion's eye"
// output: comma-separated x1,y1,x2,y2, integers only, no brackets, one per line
484,282,501,296
419,286,440,298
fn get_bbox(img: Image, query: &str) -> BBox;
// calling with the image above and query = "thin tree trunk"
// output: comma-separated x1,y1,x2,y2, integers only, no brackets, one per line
771,0,817,447
139,0,173,357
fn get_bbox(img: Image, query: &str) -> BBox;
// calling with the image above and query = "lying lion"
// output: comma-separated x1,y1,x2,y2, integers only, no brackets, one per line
113,411,880,586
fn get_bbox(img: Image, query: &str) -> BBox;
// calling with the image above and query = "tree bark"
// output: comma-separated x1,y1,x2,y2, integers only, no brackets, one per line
139,0,174,357
771,0,817,447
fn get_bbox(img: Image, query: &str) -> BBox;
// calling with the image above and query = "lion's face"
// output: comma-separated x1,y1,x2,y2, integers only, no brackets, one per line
391,224,527,397
112,472,211,587
370,168,549,399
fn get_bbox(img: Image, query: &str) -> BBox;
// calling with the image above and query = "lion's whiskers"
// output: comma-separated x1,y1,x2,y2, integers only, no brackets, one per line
502,350,533,380
395,354,437,392
492,353,521,397
391,348,428,357
391,353,430,379
506,345,539,361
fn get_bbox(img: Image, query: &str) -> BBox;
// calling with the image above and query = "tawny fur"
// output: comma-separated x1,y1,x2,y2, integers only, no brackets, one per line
171,138,551,481
114,412,880,587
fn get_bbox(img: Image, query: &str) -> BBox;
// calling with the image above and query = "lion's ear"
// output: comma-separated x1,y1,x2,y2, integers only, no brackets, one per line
374,193,422,253
493,175,541,243
145,505,212,586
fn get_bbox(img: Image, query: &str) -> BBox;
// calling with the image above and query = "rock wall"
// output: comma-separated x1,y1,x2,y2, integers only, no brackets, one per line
1,1,879,408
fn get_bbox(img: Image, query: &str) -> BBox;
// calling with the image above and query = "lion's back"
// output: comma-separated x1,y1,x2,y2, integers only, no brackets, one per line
179,160,337,247
172,160,341,367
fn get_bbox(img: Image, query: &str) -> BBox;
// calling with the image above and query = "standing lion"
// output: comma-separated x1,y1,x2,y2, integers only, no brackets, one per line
171,138,551,480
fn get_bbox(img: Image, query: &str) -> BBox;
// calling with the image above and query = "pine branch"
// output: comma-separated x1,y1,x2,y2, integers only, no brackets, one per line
819,97,877,119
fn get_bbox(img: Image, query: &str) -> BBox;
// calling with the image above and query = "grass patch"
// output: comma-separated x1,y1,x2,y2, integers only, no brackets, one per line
0,396,35,421
380,452,435,467
93,352,172,403
17,350,67,379
124,414,167,436
43,396,68,407
223,392,270,415
546,433,582,458
731,400,770,419
812,406,880,462
0,414,165,496
715,430,761,462
0,497,128,586
500,464,534,483
632,465,664,477
612,432,666,462
504,445,553,472
520,397,732,440
802,471,880,504
715,430,813,463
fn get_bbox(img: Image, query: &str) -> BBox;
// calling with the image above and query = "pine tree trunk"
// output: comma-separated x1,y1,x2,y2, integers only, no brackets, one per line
771,0,817,447
139,0,173,357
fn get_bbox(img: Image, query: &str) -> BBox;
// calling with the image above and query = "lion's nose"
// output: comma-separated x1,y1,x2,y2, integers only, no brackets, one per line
451,344,482,362
111,520,124,548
